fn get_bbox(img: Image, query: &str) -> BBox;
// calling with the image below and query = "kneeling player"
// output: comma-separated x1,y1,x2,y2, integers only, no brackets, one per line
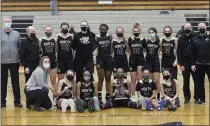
136,67,165,111
160,68,180,111
75,70,100,113
103,68,138,109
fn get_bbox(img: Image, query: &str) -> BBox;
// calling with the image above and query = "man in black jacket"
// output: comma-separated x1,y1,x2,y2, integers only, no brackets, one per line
20,26,40,83
177,23,197,104
191,22,210,105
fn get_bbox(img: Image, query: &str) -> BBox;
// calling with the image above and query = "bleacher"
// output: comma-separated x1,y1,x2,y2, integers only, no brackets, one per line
1,0,209,11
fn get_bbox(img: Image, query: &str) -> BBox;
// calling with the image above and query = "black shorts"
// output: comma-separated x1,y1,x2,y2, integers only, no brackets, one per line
50,61,57,69
161,56,175,69
96,56,113,71
145,57,160,73
114,56,129,72
57,59,74,74
111,99,131,107
129,55,145,72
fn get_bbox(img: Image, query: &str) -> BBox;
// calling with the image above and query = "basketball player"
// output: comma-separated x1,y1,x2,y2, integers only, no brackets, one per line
160,26,178,79
144,27,161,100
136,67,165,111
39,26,57,94
75,70,100,113
103,68,139,109
56,70,76,113
95,24,113,104
160,68,180,111
72,21,97,83
128,23,145,102
56,22,74,81
112,27,130,79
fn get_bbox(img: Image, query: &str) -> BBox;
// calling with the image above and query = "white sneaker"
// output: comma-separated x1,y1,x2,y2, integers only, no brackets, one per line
68,99,76,113
61,100,69,113
131,95,136,102
93,97,100,111
94,104,100,111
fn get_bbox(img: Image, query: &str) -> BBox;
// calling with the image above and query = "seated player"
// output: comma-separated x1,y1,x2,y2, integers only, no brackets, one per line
75,69,100,113
160,68,180,111
56,70,76,113
136,66,165,111
103,68,139,109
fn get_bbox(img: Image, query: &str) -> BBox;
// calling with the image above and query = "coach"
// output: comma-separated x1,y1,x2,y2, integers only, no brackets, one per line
20,26,40,83
177,23,197,104
191,22,210,105
1,17,23,108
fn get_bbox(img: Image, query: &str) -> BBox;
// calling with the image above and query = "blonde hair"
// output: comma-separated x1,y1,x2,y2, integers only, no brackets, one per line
133,23,141,32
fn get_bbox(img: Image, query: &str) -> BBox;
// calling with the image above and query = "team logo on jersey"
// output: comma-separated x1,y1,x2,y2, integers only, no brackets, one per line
129,67,132,71
57,69,60,73
205,38,209,41
96,64,101,68
80,36,90,44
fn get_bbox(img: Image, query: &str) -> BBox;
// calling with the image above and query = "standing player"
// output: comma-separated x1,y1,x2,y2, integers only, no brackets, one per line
56,22,74,81
72,21,97,83
39,26,57,94
112,27,130,79
144,27,161,100
160,26,178,79
128,23,145,102
95,24,113,104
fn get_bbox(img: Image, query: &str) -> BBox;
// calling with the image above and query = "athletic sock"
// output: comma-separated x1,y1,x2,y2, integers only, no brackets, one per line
98,92,102,102
157,93,160,100
105,92,110,100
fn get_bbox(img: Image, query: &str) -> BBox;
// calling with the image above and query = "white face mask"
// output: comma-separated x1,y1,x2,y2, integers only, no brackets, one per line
4,23,11,29
43,63,50,69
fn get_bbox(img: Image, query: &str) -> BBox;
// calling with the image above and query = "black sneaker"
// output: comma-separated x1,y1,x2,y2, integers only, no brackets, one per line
105,96,110,102
168,105,173,111
34,106,44,112
194,99,199,104
26,98,32,109
197,100,206,105
99,99,103,105
1,103,6,108
75,98,84,113
184,100,190,104
15,103,23,108
88,97,95,113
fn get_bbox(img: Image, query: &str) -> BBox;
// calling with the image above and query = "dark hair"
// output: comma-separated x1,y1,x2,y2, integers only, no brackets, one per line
148,27,157,34
100,24,109,30
60,22,69,29
141,65,151,73
163,25,173,35
163,68,176,88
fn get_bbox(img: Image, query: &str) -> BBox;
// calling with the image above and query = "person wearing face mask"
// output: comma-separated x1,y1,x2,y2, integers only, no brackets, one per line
20,26,40,83
75,70,100,113
160,68,180,111
191,22,210,105
56,70,76,113
136,67,165,111
24,56,54,111
112,27,130,80
56,22,74,81
160,26,178,80
128,23,145,102
72,21,97,83
1,16,23,108
144,27,161,100
95,24,113,104
177,23,197,104
102,68,139,109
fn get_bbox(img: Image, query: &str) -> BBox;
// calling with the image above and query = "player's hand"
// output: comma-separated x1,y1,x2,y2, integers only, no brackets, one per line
180,66,185,71
25,67,30,74
191,65,196,72
173,61,177,66
64,86,68,90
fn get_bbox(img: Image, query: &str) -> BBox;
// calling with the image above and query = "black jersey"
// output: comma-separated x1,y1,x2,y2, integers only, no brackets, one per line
57,35,73,60
41,38,56,62
145,39,160,63
113,79,128,97
96,34,112,57
128,37,145,57
80,82,94,100
112,39,126,58
162,38,176,58
57,82,73,99
136,80,156,98
162,83,176,98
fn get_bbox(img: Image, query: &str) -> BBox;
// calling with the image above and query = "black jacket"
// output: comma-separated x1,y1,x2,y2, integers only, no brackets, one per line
19,36,40,67
177,32,197,66
191,33,210,65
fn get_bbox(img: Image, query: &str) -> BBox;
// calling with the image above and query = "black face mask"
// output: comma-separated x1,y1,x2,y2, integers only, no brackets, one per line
62,29,68,34
199,28,206,34
81,27,87,31
184,29,191,34
164,33,171,37
66,75,74,81
117,33,123,37
133,33,140,37
100,31,107,36
163,75,170,80
30,33,36,39
45,32,52,37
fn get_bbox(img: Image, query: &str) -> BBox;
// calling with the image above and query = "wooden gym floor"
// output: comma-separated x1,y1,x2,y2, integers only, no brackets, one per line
1,68,209,125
